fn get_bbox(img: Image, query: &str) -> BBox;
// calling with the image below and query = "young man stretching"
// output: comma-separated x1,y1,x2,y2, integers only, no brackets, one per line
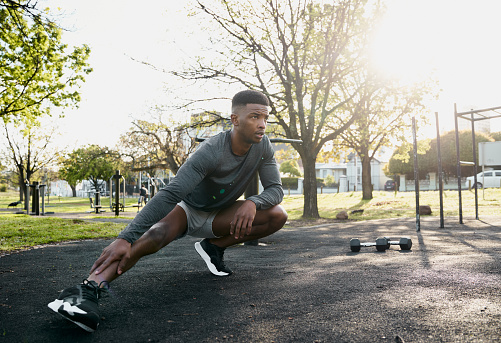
48,90,288,332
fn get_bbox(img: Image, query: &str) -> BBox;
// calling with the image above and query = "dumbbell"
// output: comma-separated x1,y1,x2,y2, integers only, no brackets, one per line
350,237,412,252
350,237,389,252
383,237,412,251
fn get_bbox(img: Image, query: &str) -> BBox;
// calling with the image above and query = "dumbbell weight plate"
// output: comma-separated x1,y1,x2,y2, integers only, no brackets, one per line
375,237,388,252
399,237,412,250
350,238,361,252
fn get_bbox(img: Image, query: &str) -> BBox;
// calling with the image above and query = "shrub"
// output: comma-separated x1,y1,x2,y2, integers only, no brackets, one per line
281,177,299,189
324,175,338,187
0,184,7,192
280,160,302,177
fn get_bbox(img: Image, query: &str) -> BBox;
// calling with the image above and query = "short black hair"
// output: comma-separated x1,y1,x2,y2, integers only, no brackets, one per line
232,90,269,112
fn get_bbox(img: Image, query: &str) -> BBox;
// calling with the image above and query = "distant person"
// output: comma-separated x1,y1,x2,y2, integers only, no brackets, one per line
138,184,148,206
48,89,287,332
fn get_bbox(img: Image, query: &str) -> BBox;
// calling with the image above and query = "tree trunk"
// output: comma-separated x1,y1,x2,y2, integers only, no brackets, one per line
361,149,373,200
18,174,25,204
70,185,77,197
302,155,320,218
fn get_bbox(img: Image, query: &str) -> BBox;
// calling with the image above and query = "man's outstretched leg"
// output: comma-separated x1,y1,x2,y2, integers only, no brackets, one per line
48,206,188,332
195,201,287,276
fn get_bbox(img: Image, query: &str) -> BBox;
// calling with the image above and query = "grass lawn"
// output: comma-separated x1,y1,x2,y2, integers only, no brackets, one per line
1,188,500,253
282,188,501,220
0,215,123,253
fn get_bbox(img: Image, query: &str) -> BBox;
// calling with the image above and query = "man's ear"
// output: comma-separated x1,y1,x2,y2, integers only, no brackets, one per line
231,113,239,126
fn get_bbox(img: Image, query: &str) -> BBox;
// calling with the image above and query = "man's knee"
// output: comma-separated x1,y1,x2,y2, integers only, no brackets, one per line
143,222,182,252
268,204,288,228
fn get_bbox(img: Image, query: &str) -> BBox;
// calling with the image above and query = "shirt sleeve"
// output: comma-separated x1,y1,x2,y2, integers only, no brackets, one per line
117,141,218,243
246,143,284,210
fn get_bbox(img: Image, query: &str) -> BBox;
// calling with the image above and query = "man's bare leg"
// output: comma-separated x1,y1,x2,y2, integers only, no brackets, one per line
194,201,287,276
211,201,288,248
88,205,188,285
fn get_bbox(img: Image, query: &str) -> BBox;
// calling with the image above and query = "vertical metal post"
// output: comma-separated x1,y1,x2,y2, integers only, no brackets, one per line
454,104,463,224
25,180,30,213
32,181,40,215
470,112,479,220
95,191,101,214
40,185,45,215
114,170,121,217
412,117,420,232
435,112,444,228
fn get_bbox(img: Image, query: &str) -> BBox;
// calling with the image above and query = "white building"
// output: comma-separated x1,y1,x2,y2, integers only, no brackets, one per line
48,180,73,197
315,156,391,191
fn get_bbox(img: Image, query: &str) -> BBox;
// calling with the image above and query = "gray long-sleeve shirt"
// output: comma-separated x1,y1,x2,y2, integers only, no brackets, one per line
117,130,283,243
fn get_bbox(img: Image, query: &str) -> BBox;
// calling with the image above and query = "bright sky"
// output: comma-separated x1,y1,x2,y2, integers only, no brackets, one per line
43,0,501,149
370,0,501,136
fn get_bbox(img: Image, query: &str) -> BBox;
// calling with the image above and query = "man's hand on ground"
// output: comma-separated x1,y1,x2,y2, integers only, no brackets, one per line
230,200,256,239
90,238,132,276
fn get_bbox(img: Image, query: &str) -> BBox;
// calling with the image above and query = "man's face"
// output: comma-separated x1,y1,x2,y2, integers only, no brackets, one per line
232,103,269,144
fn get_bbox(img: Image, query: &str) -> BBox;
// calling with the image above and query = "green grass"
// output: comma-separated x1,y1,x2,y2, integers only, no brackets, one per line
0,191,143,214
0,214,123,253
281,189,501,221
0,188,500,253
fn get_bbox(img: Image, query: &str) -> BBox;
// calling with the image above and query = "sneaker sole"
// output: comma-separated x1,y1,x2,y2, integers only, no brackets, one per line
194,242,230,276
48,299,96,333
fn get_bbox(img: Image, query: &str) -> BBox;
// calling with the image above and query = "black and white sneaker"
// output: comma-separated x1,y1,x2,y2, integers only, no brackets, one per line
48,279,108,332
195,239,233,276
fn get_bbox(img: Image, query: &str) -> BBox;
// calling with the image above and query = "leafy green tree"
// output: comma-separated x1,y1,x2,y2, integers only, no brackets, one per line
59,145,118,195
386,130,493,180
173,0,377,218
0,2,92,124
490,131,501,141
336,73,431,199
279,160,301,177
324,174,337,187
1,120,61,203
58,155,82,197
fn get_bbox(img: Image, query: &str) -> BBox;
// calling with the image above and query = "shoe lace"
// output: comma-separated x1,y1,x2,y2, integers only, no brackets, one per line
82,279,109,300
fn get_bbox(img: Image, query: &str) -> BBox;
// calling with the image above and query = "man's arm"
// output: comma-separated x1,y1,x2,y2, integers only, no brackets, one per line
117,141,218,244
246,148,283,210
92,139,219,275
229,145,283,239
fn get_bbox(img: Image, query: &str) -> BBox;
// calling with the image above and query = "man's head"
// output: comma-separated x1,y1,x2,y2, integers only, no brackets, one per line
230,90,270,148
231,90,269,114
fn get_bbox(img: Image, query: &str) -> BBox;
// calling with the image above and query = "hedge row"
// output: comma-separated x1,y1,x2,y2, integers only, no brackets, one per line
281,177,337,189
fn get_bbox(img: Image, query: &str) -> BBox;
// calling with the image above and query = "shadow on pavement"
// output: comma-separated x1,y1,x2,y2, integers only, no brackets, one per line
1,216,501,342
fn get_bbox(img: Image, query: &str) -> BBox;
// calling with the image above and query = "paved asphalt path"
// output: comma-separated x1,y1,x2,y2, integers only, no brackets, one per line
1,215,501,343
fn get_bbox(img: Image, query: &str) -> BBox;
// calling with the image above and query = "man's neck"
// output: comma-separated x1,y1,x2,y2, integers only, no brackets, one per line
230,130,251,156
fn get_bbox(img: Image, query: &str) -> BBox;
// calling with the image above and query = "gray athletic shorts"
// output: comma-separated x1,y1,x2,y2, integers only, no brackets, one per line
177,201,221,239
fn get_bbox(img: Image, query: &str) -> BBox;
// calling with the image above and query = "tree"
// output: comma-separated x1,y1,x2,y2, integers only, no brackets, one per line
173,0,376,218
1,119,61,203
335,73,430,199
59,145,118,195
280,160,301,177
58,154,81,197
118,109,229,175
0,2,92,124
490,131,501,141
386,130,493,180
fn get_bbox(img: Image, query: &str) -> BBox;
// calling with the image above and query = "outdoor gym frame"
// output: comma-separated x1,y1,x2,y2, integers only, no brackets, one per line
454,104,501,224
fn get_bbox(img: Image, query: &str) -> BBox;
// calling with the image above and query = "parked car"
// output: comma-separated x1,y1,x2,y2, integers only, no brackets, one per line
384,180,396,191
466,170,501,188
